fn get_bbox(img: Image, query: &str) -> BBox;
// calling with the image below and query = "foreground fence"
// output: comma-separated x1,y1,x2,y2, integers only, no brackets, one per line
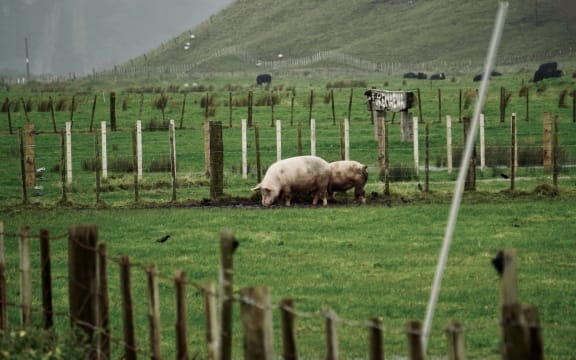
0,223,545,359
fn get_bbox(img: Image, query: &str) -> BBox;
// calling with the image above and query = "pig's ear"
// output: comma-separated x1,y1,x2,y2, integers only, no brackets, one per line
251,184,261,192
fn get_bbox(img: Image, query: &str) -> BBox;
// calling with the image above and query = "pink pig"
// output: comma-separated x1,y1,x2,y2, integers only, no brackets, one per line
328,160,369,204
252,156,331,207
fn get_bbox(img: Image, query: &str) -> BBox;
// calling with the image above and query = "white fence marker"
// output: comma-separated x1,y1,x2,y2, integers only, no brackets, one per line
66,121,72,184
422,1,509,353
310,119,316,156
344,118,350,161
276,120,282,161
480,114,486,171
413,116,419,176
137,120,143,179
101,121,107,179
242,119,247,179
446,115,453,173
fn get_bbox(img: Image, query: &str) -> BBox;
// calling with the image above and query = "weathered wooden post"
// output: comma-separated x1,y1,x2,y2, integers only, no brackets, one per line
110,92,117,132
175,271,188,360
0,222,6,330
255,125,262,183
19,227,32,326
552,114,559,188
365,89,416,196
368,317,384,360
97,243,110,359
542,112,552,173
146,264,162,359
406,320,424,360
68,225,98,357
210,121,224,200
180,92,187,129
220,230,237,360
24,122,35,189
510,113,517,191
204,282,219,360
324,307,339,360
89,95,97,132
18,129,29,205
280,298,297,360
445,321,465,360
119,256,137,360
239,287,275,360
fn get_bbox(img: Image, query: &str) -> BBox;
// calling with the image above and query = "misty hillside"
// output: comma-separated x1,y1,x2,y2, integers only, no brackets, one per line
130,0,576,73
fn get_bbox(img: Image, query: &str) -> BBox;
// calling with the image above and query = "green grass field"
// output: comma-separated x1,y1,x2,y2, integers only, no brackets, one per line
0,196,575,359
1,72,575,358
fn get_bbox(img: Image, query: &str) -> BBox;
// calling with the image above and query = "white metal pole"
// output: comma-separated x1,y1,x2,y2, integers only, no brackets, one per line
242,119,247,179
422,1,509,352
276,120,282,161
66,121,72,184
101,121,107,179
446,115,453,174
310,118,316,156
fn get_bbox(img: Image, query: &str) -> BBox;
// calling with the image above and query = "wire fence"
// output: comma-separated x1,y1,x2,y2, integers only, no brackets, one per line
0,224,565,359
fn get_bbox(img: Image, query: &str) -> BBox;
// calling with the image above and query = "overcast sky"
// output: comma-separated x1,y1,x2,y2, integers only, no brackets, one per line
0,0,233,75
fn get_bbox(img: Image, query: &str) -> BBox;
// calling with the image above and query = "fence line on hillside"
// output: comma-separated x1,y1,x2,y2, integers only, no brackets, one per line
87,46,576,80
0,107,571,206
0,223,547,359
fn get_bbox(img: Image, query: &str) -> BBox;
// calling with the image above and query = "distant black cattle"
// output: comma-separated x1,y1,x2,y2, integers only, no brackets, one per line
533,62,563,82
256,74,272,86
403,72,427,80
473,70,503,82
430,73,446,80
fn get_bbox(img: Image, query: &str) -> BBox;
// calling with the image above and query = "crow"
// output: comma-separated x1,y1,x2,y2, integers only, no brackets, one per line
156,235,170,243
385,200,392,208
401,196,410,204
491,250,504,276
417,183,423,191
500,173,509,179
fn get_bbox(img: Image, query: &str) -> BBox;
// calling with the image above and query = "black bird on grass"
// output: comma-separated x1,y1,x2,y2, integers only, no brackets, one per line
491,250,504,276
417,183,423,192
500,173,509,179
156,235,170,243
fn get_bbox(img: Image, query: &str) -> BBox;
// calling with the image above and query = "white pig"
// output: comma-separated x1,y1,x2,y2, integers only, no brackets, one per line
251,156,331,207
328,160,369,204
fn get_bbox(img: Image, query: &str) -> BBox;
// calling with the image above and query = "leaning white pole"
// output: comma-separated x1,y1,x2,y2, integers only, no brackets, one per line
422,1,508,352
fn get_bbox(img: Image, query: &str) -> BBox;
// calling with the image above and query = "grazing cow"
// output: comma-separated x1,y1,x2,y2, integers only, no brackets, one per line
403,72,427,80
473,70,502,82
328,161,369,204
533,62,563,82
251,156,331,207
430,73,446,80
256,73,272,86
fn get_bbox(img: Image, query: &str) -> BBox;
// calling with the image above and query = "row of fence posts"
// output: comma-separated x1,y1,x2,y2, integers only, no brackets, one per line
0,223,544,359
16,110,562,205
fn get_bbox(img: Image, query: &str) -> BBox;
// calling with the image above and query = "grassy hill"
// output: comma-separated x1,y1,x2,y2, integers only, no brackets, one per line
127,0,576,73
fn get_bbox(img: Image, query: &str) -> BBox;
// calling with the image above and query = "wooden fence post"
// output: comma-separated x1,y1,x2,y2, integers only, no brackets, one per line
19,227,32,326
0,222,6,330
94,133,101,204
18,129,29,205
280,298,297,360
255,125,262,183
110,92,117,132
204,282,220,360
120,256,137,360
542,112,552,173
25,122,35,188
180,92,187,129
510,113,517,191
39,229,53,329
146,264,162,359
324,307,339,360
59,129,68,204
424,121,429,192
136,120,143,180
552,114,559,188
239,287,275,360
174,270,188,360
220,229,236,360
383,112,390,196
132,128,139,203
445,321,465,360
406,320,424,360
68,225,98,356
89,95,96,132
97,243,110,360
210,121,224,200
347,88,353,122
368,317,384,360
308,90,314,125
